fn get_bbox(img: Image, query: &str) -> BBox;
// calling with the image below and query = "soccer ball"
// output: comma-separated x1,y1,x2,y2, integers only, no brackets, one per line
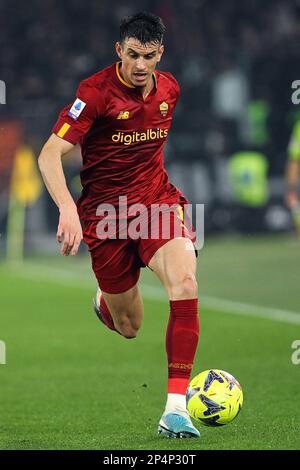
186,369,243,426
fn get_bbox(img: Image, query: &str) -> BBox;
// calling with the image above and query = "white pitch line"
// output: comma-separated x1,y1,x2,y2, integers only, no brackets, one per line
200,296,300,326
6,262,300,326
9,262,94,288
140,284,300,326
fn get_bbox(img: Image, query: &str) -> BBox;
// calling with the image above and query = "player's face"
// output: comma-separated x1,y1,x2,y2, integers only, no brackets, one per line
115,38,164,88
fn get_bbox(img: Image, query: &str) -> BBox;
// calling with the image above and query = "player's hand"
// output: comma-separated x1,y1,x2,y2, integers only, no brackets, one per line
56,204,83,256
286,189,299,209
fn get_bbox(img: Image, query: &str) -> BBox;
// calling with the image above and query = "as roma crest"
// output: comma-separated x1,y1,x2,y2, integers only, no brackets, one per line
159,101,169,117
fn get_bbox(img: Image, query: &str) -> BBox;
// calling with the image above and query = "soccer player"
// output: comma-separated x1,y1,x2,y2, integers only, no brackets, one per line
38,12,200,438
286,120,300,239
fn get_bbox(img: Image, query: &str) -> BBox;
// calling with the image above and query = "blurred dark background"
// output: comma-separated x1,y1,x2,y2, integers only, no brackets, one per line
1,0,300,253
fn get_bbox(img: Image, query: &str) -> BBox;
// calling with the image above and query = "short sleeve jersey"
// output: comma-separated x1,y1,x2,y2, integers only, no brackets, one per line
52,62,185,221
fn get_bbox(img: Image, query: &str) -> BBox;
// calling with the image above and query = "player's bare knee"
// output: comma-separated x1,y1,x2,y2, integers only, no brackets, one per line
120,326,138,339
169,273,198,300
115,317,139,339
123,331,138,339
183,273,198,298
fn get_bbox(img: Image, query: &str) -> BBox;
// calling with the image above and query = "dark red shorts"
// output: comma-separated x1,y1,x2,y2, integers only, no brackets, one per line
83,205,195,294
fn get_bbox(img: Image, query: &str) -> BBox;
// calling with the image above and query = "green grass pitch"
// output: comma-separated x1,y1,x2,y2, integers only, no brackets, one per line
0,234,300,450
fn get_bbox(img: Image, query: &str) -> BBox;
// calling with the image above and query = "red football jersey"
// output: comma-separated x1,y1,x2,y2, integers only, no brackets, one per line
52,62,186,221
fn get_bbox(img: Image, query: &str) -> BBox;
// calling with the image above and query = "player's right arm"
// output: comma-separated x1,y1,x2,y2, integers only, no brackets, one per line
39,78,105,256
38,133,83,256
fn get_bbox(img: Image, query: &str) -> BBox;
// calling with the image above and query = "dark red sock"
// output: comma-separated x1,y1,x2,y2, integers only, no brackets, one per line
100,296,118,332
166,299,199,395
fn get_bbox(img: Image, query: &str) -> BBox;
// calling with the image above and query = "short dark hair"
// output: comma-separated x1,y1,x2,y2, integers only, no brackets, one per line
119,12,165,45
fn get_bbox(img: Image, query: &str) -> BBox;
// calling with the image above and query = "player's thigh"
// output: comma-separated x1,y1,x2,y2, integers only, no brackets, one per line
102,284,144,331
148,237,197,299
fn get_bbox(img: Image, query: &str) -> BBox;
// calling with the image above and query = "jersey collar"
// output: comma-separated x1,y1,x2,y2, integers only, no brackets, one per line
115,62,136,89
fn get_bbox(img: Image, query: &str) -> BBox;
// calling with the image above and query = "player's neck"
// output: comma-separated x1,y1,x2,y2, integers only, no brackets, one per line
141,78,154,100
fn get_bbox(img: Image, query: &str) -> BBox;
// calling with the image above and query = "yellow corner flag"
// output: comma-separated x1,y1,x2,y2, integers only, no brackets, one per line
7,145,42,264
10,145,42,205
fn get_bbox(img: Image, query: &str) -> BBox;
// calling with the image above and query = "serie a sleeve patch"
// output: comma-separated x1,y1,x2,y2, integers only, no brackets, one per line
67,98,87,120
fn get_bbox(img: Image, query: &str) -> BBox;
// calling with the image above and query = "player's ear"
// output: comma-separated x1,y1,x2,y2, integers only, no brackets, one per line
115,42,123,59
157,45,164,63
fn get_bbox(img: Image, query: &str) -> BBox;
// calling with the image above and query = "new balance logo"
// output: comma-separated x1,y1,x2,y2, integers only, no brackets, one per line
117,111,130,119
